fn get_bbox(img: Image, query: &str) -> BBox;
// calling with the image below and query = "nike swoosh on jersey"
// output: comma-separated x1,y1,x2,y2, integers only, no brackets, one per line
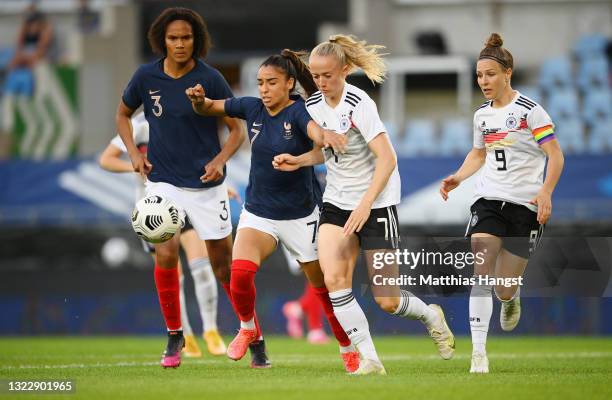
252,122,263,127
149,90,161,94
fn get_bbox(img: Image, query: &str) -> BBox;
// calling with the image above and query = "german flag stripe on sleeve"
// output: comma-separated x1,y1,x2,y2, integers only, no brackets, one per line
532,124,555,144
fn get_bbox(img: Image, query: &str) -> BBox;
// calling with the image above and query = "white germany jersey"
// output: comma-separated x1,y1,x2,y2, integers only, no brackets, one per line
110,112,149,201
305,83,401,210
473,91,556,212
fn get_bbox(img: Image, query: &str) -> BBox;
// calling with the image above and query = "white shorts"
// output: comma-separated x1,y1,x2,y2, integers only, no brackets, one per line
145,180,232,240
237,206,320,263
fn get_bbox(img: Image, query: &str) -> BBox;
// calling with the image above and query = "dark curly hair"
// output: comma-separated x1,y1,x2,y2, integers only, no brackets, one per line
147,7,211,59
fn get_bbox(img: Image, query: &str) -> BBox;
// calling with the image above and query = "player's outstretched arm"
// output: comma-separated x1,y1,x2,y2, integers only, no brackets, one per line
99,144,133,173
115,100,152,178
529,139,564,224
440,147,486,201
306,121,347,154
272,146,325,171
186,83,228,116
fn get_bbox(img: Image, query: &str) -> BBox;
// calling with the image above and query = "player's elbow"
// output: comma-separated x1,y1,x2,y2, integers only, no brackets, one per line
378,150,397,171
98,154,111,171
472,148,486,164
388,151,397,169
236,126,246,146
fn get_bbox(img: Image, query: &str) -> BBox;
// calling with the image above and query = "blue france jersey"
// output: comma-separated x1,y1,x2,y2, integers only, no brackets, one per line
225,96,322,220
122,58,233,188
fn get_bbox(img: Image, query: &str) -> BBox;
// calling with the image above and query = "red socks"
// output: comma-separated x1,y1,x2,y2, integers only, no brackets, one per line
230,260,259,322
313,286,352,347
154,264,181,331
222,281,263,338
300,283,324,331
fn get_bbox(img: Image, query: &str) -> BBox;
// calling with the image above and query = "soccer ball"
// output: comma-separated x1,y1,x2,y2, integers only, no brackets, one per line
131,195,181,243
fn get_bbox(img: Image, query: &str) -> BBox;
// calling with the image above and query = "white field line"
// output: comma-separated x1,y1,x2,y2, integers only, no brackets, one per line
3,352,611,370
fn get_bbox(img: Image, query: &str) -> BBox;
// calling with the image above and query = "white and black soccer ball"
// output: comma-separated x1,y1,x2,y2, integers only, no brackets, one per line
131,195,180,243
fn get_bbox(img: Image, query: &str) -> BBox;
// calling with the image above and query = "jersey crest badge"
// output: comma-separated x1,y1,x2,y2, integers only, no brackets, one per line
283,122,293,140
506,116,518,129
339,115,350,131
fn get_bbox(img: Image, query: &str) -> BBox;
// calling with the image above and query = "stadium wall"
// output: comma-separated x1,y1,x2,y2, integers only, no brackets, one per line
344,0,611,70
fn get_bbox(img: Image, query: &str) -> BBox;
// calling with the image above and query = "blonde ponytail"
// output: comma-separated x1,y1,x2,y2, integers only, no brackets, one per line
311,34,387,84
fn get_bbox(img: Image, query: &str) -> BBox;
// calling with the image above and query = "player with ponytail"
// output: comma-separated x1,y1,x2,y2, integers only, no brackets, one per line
185,50,361,372
274,34,456,375
440,33,564,373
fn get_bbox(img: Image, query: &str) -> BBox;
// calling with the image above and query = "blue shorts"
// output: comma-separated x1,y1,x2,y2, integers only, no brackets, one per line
4,68,34,96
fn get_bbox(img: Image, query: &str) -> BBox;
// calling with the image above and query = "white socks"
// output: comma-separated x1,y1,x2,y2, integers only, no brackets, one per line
178,257,219,335
189,257,218,332
329,289,380,363
179,273,193,336
470,283,493,354
393,290,438,327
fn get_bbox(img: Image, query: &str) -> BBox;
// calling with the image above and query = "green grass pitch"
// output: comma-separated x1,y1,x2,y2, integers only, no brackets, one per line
1,336,611,399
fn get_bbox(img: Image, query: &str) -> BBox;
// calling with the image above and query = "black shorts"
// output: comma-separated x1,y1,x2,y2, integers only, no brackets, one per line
466,198,544,258
319,202,400,250
182,215,194,233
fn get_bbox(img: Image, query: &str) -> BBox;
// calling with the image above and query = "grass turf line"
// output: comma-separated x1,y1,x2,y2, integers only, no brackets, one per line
0,336,611,400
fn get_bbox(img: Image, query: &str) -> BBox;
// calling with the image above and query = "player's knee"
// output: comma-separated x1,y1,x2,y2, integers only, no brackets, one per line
374,296,399,313
212,263,230,284
495,286,515,301
324,273,349,291
155,251,179,268
207,253,231,284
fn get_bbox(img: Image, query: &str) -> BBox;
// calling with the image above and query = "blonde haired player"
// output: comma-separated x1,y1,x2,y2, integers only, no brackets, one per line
440,33,564,373
99,112,228,358
274,34,455,375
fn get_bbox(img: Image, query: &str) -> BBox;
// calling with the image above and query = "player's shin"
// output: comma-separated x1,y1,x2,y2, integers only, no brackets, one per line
154,264,182,331
189,257,218,332
329,289,380,363
229,259,259,328
470,283,493,354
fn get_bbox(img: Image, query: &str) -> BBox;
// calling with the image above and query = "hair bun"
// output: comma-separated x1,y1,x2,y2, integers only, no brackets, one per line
485,33,503,48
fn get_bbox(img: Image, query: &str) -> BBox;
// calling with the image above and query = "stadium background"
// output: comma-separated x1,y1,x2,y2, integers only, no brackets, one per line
0,0,610,340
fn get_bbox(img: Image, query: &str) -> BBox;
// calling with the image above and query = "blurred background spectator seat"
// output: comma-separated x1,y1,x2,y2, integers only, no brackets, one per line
439,118,472,156
397,119,436,157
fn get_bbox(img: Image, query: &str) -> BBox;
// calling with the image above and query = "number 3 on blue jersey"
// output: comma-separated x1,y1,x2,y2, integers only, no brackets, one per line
151,95,162,117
